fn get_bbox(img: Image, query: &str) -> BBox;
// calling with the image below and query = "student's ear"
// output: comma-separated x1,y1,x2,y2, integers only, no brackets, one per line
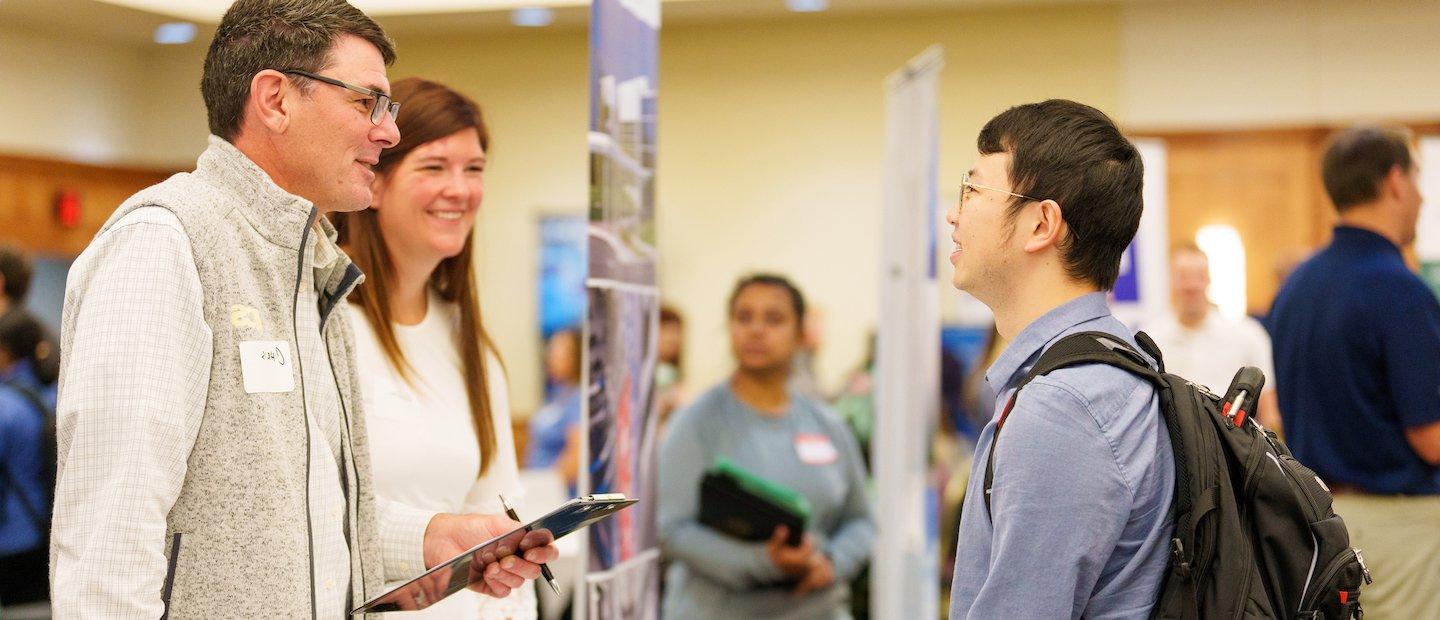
1022,199,1069,253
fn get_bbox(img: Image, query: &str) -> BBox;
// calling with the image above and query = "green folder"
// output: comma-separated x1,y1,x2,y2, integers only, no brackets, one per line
712,457,812,522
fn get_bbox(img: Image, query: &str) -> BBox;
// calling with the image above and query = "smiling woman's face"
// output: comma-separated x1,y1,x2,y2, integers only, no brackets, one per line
371,127,486,264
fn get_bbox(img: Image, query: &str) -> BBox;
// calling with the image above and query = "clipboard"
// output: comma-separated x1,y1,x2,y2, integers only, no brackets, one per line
351,493,637,614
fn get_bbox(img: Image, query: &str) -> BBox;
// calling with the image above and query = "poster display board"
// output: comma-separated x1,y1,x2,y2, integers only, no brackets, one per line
581,0,661,618
874,45,943,620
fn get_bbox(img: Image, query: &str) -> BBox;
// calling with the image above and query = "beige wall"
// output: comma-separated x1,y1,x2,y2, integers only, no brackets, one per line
6,0,1439,413
1120,0,1440,129
0,25,153,165
655,7,1122,401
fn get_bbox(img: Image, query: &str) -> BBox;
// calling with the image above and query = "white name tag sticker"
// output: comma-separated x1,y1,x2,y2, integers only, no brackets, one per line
238,340,295,394
795,433,838,465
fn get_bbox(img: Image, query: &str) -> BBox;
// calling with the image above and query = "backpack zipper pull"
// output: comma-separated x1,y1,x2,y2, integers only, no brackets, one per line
1170,538,1191,578
1354,548,1373,585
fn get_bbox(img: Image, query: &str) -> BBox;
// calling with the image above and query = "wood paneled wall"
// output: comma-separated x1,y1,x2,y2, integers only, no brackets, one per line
1138,123,1439,314
0,153,175,257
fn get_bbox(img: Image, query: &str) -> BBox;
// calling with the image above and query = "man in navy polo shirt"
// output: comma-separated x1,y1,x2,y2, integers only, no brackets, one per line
946,100,1173,618
1268,125,1440,618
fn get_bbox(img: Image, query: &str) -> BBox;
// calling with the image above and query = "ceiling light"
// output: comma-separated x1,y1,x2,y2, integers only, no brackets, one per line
153,22,197,45
786,0,828,12
511,7,554,27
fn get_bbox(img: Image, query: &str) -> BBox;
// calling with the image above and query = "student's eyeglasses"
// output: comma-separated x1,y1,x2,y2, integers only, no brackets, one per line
958,171,1041,209
958,171,1080,242
281,69,401,125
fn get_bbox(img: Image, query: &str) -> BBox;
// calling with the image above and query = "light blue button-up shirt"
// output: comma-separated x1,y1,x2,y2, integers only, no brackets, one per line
950,293,1175,619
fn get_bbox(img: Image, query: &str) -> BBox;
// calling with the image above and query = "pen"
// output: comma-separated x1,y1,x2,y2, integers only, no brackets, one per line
499,494,561,597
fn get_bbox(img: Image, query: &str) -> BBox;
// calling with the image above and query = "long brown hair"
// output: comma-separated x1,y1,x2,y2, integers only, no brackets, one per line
335,77,502,474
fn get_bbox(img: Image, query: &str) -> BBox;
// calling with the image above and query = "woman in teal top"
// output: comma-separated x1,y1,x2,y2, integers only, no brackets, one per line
659,274,876,620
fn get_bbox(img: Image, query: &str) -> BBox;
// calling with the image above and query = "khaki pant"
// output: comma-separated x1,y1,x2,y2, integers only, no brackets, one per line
1331,493,1440,619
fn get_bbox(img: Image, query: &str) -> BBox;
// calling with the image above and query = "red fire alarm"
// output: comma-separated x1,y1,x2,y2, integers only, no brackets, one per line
55,189,81,229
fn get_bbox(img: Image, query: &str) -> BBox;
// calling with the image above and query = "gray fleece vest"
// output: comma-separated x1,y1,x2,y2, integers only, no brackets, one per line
96,137,384,618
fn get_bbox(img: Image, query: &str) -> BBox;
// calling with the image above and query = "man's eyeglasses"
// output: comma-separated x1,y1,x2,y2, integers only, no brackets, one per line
281,69,400,125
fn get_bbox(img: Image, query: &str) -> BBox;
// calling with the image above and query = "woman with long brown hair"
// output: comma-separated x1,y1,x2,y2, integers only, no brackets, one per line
335,77,533,619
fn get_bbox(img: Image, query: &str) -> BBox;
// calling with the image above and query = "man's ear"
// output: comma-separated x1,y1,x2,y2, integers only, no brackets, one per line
1384,164,1411,203
1022,199,1069,253
248,69,293,133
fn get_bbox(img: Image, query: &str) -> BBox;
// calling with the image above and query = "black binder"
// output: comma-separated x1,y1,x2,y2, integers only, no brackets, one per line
698,462,809,547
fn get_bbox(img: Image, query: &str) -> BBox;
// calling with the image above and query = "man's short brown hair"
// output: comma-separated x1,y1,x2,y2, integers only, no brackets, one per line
201,0,396,140
1321,125,1414,212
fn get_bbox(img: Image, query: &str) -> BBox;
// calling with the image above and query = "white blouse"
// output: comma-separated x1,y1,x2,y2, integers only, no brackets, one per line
351,294,535,619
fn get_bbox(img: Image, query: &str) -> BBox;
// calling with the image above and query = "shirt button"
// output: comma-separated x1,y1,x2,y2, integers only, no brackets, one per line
401,562,411,573
325,579,335,590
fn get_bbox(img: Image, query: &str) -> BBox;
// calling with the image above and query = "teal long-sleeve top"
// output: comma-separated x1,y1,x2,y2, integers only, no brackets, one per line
658,383,876,620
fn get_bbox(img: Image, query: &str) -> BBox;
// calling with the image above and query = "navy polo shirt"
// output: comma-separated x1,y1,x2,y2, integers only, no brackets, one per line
1268,226,1440,495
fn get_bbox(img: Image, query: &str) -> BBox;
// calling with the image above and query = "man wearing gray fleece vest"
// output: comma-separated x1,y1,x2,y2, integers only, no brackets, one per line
49,2,555,618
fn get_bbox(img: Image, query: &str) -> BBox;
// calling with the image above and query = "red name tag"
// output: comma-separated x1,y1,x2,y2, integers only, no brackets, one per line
794,433,838,465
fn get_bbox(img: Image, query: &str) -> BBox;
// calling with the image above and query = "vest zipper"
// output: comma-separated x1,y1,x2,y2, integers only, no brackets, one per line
294,210,319,619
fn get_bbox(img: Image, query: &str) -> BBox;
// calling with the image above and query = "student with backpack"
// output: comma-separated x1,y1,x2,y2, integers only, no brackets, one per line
946,101,1368,619
945,100,1174,618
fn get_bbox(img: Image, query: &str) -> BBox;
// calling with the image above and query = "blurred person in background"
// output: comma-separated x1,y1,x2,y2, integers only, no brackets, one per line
0,246,59,390
658,274,875,620
831,333,875,467
336,76,534,619
655,304,689,430
959,326,1003,433
1268,125,1440,618
525,328,583,496
0,311,56,608
1143,243,1281,430
0,245,31,322
788,306,826,402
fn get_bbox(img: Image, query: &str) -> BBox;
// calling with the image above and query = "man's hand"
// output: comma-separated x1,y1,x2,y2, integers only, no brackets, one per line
791,553,835,598
765,526,815,577
423,513,558,598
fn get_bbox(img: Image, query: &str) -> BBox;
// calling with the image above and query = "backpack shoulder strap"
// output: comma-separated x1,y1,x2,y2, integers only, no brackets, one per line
983,331,1163,517
1133,330,1167,374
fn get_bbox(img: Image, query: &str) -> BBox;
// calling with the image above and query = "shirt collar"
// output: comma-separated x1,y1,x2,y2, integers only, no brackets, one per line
986,292,1113,392
312,214,353,294
1332,225,1402,258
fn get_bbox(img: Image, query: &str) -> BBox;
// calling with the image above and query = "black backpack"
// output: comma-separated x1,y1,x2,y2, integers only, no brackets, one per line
983,331,1371,619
